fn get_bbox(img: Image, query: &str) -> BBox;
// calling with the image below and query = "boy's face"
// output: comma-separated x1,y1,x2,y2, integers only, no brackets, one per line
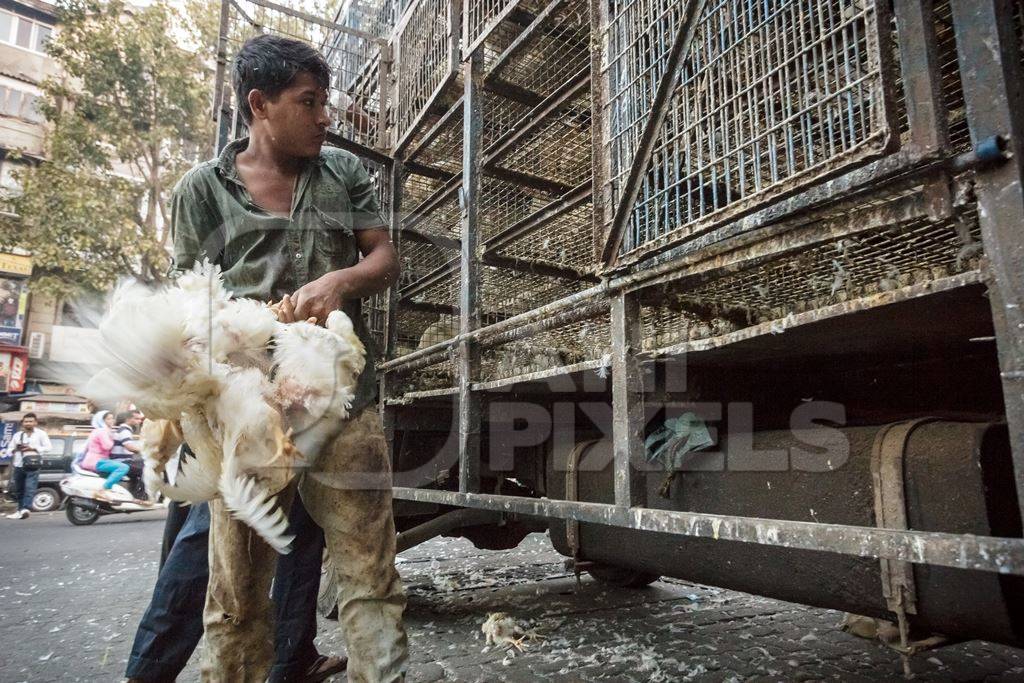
256,71,331,158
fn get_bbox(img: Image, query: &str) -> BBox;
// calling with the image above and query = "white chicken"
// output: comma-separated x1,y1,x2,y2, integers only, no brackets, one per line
84,260,366,553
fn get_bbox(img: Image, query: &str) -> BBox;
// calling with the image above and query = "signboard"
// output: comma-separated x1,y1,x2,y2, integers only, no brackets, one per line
0,278,28,344
0,349,26,394
0,253,32,277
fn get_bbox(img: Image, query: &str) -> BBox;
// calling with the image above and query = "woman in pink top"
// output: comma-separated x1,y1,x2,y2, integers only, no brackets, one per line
82,411,130,490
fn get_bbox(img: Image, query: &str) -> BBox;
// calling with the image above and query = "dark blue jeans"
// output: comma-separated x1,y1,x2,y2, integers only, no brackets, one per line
125,494,326,682
10,466,39,511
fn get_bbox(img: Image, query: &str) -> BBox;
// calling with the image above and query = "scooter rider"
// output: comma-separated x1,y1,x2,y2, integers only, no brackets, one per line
111,410,146,499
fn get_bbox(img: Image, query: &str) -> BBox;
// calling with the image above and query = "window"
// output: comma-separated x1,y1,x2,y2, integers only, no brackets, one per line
22,93,42,122
2,89,22,117
0,13,54,54
33,25,50,52
49,438,66,456
14,17,30,48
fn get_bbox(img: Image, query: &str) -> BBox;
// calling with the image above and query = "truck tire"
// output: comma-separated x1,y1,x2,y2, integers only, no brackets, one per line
66,501,99,526
587,563,661,588
31,487,60,512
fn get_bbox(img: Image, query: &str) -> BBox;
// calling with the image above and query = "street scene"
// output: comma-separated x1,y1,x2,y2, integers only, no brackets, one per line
3,510,1023,682
3,0,1024,680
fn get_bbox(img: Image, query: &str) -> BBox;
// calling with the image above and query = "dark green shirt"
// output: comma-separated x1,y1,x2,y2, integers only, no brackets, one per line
168,137,385,413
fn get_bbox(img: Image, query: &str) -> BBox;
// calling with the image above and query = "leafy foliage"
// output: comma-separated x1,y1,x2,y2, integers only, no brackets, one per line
0,0,211,298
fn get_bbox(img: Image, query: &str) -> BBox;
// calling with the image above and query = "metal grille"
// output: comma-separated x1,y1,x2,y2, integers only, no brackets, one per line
395,0,457,150
495,87,593,189
604,0,894,262
488,200,595,271
487,0,592,98
465,0,522,55
479,313,610,383
639,202,983,351
223,0,387,150
407,93,532,173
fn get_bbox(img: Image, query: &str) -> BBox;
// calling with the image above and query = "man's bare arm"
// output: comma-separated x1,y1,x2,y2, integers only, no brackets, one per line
290,228,399,323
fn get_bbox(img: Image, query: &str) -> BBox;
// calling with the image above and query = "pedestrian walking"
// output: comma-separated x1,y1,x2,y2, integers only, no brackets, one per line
4,412,52,519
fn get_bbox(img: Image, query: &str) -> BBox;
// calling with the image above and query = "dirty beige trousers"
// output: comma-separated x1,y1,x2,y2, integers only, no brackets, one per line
201,408,408,682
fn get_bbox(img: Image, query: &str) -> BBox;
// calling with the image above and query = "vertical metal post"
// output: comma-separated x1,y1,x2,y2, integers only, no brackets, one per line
610,291,646,507
894,0,948,153
894,0,952,220
377,42,393,151
384,159,404,361
212,0,233,154
458,50,483,494
589,0,612,262
950,0,1024,520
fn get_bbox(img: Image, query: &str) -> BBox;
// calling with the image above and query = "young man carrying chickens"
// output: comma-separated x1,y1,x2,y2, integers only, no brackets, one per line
125,35,407,682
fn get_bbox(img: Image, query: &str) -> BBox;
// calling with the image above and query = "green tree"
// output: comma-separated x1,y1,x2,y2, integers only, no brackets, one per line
0,0,211,299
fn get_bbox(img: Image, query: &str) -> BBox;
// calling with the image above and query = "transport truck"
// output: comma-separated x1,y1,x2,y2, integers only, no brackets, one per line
213,0,1024,655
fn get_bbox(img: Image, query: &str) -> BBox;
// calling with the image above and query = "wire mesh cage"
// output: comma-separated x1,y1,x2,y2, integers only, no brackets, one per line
603,0,897,264
220,0,388,150
486,0,592,99
394,0,458,151
465,0,521,55
479,312,611,384
637,185,984,352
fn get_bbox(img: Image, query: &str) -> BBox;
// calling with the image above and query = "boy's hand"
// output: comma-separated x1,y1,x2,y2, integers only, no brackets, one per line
291,271,350,325
272,295,317,325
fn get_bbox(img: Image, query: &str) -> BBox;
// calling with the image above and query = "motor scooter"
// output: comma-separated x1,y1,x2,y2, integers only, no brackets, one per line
60,463,166,525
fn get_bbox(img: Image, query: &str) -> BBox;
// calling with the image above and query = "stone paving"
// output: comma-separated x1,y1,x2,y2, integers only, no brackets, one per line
1,509,1022,682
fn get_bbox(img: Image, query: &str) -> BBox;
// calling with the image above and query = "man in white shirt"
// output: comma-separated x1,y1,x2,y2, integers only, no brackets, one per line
4,413,52,519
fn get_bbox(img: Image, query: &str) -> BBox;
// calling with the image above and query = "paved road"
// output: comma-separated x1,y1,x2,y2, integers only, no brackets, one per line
1,509,1022,682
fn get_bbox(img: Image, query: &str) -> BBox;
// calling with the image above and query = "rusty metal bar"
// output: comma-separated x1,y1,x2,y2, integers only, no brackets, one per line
477,299,607,350
894,0,948,153
610,291,646,508
486,165,574,196
894,0,952,221
482,66,591,167
486,0,569,79
325,131,391,167
384,160,404,361
389,488,1024,575
376,42,393,151
402,225,461,252
399,257,459,302
406,96,463,163
404,161,457,181
483,180,592,252
589,0,611,264
600,0,707,266
950,0,1024,523
482,253,598,282
403,174,462,231
642,272,983,360
458,50,484,494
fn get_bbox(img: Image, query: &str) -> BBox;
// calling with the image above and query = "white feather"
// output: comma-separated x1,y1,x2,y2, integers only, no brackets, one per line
218,470,294,553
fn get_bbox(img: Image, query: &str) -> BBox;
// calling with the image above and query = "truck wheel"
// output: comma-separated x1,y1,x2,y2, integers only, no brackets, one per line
317,553,339,619
31,487,60,512
587,563,661,588
66,501,99,526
